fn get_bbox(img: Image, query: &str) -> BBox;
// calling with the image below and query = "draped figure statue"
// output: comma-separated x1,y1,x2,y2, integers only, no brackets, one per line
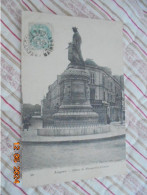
68,27,84,66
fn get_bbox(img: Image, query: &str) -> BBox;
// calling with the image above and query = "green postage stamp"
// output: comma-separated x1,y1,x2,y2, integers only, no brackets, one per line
23,23,54,57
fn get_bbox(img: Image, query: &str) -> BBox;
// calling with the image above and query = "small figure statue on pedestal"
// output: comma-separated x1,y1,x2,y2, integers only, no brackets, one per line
68,27,85,66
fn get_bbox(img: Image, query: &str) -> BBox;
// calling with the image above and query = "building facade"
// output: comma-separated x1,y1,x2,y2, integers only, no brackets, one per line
41,59,125,126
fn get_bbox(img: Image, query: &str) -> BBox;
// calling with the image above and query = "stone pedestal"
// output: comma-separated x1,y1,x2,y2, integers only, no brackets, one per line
53,65,98,125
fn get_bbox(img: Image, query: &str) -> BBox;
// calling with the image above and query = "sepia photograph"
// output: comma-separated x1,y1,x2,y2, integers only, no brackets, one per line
21,12,126,187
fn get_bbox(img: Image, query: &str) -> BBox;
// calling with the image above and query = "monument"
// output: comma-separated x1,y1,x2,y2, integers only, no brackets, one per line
38,27,109,136
53,27,98,125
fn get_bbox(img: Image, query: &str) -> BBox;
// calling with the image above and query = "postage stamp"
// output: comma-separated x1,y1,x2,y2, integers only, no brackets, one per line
23,23,54,57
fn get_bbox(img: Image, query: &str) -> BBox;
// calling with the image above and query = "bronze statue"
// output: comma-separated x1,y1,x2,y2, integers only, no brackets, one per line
68,27,84,66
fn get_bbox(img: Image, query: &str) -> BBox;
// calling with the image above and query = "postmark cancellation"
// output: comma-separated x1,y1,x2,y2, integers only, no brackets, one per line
23,23,54,57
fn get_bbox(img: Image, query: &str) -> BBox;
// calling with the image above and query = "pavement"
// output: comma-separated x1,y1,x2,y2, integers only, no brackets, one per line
22,135,126,171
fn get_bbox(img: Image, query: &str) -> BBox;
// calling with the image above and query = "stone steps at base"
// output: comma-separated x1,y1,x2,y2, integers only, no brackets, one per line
22,129,125,143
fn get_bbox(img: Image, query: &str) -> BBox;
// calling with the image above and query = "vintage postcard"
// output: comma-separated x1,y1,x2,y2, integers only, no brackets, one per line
21,11,126,187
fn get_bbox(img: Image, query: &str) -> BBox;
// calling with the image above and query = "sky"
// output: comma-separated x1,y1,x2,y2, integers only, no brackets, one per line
22,12,123,105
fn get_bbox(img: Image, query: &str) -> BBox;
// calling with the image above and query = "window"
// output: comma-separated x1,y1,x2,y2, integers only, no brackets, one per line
111,82,113,91
103,91,105,101
90,88,95,100
90,72,95,84
102,74,105,86
108,93,110,102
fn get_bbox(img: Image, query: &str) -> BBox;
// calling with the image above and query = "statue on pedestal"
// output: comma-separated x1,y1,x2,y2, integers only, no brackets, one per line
68,27,84,66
